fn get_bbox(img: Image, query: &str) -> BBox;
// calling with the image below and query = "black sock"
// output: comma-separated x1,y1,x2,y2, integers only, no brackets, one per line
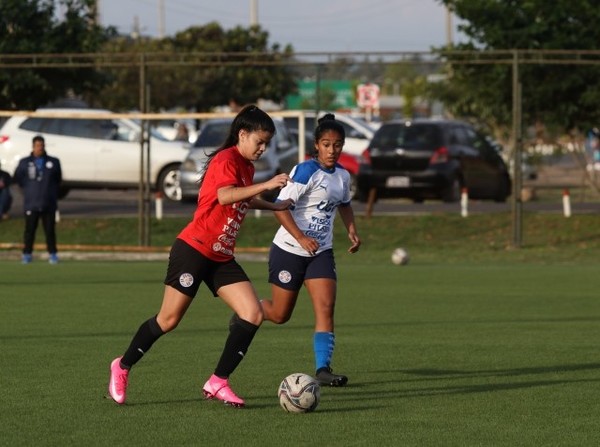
121,316,165,369
214,317,259,378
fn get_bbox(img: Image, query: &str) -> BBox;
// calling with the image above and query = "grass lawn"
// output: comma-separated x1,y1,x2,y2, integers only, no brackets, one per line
1,253,599,446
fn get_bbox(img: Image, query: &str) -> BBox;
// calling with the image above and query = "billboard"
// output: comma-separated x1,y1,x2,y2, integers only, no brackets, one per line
285,80,355,110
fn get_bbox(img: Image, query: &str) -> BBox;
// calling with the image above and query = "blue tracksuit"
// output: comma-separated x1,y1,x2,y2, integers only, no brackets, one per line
14,154,62,212
13,153,62,255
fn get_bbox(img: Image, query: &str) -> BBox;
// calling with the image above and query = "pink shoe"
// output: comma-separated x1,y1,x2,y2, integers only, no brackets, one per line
202,374,245,408
108,357,129,404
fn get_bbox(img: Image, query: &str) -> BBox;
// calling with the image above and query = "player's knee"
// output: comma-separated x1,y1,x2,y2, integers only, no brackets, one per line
270,311,291,325
157,315,181,332
239,308,263,326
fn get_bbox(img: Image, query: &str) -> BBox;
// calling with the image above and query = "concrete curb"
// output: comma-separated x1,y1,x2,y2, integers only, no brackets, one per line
0,250,268,262
0,244,269,262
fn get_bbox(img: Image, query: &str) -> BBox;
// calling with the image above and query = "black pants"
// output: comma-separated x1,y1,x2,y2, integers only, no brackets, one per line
23,210,57,254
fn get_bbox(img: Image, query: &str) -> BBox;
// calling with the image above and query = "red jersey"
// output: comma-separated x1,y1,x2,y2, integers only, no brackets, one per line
178,146,255,262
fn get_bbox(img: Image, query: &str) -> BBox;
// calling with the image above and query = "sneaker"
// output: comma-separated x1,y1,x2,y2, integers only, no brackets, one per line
21,254,32,264
48,253,59,264
202,374,245,408
316,366,348,387
108,357,129,405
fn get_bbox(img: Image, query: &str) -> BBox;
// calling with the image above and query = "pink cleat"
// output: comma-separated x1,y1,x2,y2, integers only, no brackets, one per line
202,374,245,408
108,357,129,405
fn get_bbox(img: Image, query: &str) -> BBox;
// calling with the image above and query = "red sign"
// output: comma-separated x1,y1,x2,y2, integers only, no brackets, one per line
356,83,380,108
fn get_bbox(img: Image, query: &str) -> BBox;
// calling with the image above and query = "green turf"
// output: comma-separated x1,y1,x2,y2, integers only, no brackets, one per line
1,258,599,446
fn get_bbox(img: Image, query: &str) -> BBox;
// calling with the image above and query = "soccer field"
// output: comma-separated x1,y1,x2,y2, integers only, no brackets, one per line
1,259,599,446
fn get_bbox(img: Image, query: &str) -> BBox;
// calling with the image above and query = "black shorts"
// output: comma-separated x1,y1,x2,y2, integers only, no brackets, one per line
164,239,249,298
268,244,336,291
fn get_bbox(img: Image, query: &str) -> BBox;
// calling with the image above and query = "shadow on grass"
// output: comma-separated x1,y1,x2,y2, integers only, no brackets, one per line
321,362,600,401
402,362,600,379
340,316,600,328
332,377,600,401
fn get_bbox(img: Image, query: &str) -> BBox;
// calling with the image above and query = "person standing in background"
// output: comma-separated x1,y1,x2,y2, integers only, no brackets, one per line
13,135,62,264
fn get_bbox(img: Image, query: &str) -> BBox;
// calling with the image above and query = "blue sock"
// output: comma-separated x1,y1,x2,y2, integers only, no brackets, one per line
314,332,335,371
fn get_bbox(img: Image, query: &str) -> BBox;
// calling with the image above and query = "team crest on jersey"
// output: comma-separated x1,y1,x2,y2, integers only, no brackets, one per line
46,161,54,169
179,273,194,288
212,242,222,252
278,270,292,284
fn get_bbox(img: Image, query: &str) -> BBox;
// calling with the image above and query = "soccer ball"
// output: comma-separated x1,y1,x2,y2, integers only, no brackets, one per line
391,247,409,265
278,373,321,413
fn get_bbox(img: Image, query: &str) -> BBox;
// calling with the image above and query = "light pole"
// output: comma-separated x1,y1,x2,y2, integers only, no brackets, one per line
250,0,258,26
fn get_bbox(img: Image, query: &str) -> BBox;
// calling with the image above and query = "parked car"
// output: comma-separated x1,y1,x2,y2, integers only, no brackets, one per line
152,118,198,144
179,117,299,201
0,109,188,201
283,111,375,157
356,119,512,203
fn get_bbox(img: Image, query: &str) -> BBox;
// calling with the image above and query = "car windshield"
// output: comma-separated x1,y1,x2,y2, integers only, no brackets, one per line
371,124,442,150
193,121,231,148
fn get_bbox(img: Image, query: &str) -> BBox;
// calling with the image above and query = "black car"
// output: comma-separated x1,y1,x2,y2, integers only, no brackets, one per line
356,119,512,203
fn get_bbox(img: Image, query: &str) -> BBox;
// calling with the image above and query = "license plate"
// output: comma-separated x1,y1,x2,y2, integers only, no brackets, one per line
386,176,410,187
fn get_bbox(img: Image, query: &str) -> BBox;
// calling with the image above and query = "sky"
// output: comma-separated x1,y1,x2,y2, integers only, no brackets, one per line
97,0,457,52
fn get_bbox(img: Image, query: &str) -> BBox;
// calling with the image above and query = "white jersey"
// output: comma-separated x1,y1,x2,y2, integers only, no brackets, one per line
273,159,352,257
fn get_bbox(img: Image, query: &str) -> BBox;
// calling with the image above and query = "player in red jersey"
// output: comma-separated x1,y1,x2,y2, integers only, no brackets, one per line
108,105,292,408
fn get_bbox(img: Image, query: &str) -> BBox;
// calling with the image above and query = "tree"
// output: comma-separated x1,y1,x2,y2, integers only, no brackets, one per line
0,0,114,109
383,62,432,118
95,23,297,113
435,0,600,135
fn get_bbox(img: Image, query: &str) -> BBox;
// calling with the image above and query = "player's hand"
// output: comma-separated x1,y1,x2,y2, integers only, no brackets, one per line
347,232,361,254
298,235,319,256
266,173,292,191
272,198,294,211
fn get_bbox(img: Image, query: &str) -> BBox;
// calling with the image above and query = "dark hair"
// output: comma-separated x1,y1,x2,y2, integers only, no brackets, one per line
217,104,275,151
32,135,45,144
311,113,345,156
199,105,276,187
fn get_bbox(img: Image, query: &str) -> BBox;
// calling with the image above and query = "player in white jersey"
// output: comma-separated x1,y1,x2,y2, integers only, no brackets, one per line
261,114,361,386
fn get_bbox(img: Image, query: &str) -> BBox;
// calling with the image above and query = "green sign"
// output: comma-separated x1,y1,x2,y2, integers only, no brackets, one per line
285,80,355,110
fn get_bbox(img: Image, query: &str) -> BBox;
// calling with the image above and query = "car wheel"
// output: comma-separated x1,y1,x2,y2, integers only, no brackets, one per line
441,177,461,203
158,163,182,201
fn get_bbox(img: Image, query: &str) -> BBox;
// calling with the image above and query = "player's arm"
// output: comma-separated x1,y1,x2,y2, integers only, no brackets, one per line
217,173,291,205
338,204,361,254
249,197,294,211
274,209,320,256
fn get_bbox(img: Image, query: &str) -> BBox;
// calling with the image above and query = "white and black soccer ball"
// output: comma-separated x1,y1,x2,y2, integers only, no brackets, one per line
278,373,321,413
391,247,409,265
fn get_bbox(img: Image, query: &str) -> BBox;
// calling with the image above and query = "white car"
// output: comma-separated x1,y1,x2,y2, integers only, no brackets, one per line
283,111,375,157
0,109,189,201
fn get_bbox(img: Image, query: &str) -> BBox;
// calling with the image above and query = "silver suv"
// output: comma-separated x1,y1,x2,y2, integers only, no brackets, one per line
0,109,189,200
179,117,298,201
